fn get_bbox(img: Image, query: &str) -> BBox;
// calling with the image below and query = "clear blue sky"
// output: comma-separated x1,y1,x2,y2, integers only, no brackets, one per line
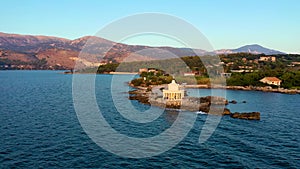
1,0,300,53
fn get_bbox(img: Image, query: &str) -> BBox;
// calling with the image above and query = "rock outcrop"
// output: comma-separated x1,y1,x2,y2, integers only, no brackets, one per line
229,100,237,104
223,108,231,115
230,112,260,120
128,88,260,120
129,90,150,105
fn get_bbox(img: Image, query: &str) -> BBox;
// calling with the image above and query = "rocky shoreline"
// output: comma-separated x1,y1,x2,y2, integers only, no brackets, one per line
128,85,260,120
184,84,300,94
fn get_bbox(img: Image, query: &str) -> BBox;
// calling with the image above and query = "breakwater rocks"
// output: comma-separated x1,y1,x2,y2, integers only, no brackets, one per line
128,88,260,120
226,86,300,94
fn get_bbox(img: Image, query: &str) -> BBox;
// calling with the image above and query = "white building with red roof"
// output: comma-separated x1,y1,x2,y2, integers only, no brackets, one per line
260,77,282,86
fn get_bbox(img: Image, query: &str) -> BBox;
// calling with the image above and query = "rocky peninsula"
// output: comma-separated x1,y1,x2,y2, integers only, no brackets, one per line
129,82,261,120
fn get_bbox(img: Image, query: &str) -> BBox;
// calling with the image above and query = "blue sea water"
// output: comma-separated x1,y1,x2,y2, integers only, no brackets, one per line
0,71,299,168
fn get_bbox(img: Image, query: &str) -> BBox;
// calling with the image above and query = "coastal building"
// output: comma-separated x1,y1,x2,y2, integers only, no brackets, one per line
260,77,282,86
163,80,185,100
231,70,245,73
259,56,276,62
183,72,196,76
148,68,158,73
292,62,300,65
139,68,165,75
231,69,256,73
226,62,234,66
238,66,253,69
139,68,148,73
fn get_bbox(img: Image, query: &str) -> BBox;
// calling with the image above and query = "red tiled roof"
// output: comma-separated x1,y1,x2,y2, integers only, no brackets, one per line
262,77,281,82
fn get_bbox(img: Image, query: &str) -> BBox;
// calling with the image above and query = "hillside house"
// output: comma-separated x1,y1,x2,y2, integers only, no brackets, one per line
260,77,282,86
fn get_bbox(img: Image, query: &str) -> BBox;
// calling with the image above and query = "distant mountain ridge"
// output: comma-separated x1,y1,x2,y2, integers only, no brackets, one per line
215,44,285,55
0,32,286,69
233,44,285,55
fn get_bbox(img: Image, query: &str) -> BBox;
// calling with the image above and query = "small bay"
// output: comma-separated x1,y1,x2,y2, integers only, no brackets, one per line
0,71,299,168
